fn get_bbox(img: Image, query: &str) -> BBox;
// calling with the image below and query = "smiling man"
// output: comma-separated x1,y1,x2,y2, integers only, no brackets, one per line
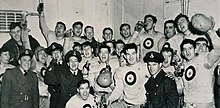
143,51,178,108
1,49,39,108
66,79,96,108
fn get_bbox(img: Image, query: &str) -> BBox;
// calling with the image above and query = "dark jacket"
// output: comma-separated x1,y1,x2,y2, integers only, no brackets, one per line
2,35,40,66
144,70,179,108
44,62,83,108
1,67,39,108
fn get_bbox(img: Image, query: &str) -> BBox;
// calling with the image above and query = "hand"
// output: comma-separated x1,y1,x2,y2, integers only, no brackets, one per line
64,29,72,38
165,72,175,80
134,21,144,33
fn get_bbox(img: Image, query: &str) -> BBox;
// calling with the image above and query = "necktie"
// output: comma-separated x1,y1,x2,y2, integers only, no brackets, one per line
24,70,28,76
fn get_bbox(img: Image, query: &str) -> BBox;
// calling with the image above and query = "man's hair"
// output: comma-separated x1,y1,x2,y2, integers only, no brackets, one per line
9,22,21,31
119,23,131,31
122,43,137,54
180,39,196,51
102,27,113,35
144,14,157,23
174,13,189,26
84,26,94,33
72,21,83,28
77,79,90,88
98,44,111,54
56,21,66,31
164,20,176,28
102,41,115,50
81,41,92,49
0,46,9,55
195,37,208,45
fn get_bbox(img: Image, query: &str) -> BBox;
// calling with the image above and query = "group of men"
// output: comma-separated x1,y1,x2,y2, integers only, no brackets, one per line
0,2,220,108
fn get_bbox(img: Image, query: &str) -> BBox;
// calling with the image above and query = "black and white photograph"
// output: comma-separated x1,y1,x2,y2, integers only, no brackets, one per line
0,0,220,108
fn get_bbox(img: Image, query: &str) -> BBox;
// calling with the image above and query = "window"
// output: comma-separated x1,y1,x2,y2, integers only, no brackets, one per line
0,10,22,33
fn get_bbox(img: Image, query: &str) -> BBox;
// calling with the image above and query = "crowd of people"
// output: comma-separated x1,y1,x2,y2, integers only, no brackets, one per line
0,3,220,108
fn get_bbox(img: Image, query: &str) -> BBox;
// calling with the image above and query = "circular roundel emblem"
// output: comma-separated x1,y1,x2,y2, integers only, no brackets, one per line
83,104,92,108
185,66,196,81
143,38,154,49
125,71,137,85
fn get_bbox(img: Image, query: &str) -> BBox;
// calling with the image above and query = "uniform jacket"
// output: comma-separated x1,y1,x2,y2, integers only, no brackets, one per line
145,70,179,108
44,63,83,108
1,67,39,108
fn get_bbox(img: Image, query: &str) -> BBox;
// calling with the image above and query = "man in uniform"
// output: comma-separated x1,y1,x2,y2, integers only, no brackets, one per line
1,49,39,108
44,42,66,108
143,51,179,108
107,43,149,108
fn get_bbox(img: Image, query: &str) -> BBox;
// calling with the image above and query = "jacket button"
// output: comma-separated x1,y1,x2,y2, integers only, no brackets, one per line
20,93,22,95
154,93,157,95
156,85,158,87
21,100,23,102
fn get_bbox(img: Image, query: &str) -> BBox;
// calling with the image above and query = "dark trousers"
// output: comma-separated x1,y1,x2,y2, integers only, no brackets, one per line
49,93,60,108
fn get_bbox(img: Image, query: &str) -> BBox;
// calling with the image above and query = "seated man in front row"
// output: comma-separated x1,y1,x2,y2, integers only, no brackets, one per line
66,79,96,108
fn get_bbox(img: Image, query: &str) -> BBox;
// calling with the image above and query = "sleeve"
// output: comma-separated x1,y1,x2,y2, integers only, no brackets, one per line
206,30,220,66
163,78,179,108
39,12,53,45
1,70,11,108
44,66,60,85
107,69,124,102
32,74,39,108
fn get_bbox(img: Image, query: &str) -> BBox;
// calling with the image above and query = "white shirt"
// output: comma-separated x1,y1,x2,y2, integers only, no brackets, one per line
66,94,95,108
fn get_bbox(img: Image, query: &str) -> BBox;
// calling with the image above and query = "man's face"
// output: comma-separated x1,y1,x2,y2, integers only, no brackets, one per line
37,50,47,64
182,43,195,61
19,56,31,71
0,51,10,64
78,83,90,100
147,62,161,76
72,24,83,37
83,46,93,58
162,51,172,68
195,41,208,54
55,24,65,37
99,48,109,63
103,30,113,41
85,28,94,40
125,49,137,65
144,17,155,31
116,43,124,54
52,50,63,61
164,23,176,39
68,56,79,71
121,25,131,38
10,26,21,42
177,17,189,33
73,46,82,54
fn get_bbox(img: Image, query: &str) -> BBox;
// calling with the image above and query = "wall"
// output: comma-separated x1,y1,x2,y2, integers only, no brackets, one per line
0,0,219,47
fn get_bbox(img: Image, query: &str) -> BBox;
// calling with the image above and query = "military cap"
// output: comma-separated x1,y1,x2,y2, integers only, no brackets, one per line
143,51,164,63
19,49,33,59
46,42,63,55
65,50,82,63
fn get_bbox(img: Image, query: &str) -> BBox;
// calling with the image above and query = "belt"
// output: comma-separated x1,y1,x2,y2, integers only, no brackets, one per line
183,102,214,108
